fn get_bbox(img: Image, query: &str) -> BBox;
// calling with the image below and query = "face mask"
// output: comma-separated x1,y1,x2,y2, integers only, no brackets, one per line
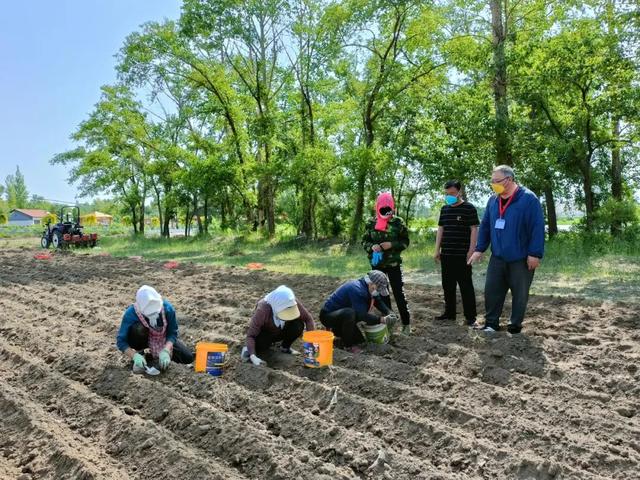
491,183,506,194
146,312,160,328
445,195,458,205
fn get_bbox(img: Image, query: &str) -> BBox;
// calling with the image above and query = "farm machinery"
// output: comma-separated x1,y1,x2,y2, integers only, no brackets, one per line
41,206,98,249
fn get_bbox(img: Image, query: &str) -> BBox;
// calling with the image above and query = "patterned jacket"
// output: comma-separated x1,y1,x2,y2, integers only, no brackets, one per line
361,216,410,267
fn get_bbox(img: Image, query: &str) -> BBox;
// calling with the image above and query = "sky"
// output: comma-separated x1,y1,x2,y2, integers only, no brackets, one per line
0,0,182,203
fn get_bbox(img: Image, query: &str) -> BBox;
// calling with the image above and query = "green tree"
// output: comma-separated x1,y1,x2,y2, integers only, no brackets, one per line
328,0,445,243
52,85,151,234
5,166,29,209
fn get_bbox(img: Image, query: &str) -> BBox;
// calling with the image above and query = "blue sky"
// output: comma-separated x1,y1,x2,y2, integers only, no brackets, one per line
0,0,181,203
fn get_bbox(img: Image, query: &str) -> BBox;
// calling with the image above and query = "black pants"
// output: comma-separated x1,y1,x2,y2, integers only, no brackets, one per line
484,256,535,329
373,265,411,325
440,255,477,322
319,308,379,347
254,318,304,353
127,322,194,364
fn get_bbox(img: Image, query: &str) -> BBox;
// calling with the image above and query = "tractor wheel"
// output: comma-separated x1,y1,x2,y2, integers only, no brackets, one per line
52,231,63,249
40,236,50,249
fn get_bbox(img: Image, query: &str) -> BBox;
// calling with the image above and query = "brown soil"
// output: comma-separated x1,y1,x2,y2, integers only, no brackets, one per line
0,249,639,480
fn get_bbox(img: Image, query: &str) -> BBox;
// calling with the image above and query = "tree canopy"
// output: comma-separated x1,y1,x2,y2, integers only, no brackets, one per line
53,0,640,239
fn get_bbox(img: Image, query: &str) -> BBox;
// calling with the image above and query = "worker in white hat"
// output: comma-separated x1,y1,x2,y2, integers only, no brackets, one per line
241,285,315,366
116,285,193,373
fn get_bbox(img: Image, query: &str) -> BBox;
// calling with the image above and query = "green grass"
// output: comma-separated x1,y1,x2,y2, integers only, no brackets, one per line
90,230,640,302
4,222,637,301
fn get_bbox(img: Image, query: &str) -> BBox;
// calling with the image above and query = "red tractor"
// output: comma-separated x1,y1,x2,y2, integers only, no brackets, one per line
41,206,98,249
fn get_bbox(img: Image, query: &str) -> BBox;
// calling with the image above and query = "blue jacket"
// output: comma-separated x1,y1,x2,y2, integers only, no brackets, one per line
476,187,545,262
322,278,372,314
116,299,178,352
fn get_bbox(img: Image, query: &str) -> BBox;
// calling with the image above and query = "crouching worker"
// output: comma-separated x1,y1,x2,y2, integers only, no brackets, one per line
241,285,315,366
319,271,398,353
116,285,194,373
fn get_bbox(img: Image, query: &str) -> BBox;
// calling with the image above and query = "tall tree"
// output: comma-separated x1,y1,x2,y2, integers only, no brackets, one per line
329,0,444,243
489,0,511,165
5,166,29,209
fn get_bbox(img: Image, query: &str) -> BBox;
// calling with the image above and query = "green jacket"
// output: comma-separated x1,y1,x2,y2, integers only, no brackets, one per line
361,216,410,267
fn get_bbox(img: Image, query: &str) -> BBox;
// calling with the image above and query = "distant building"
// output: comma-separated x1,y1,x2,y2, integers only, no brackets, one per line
80,211,113,226
8,209,49,226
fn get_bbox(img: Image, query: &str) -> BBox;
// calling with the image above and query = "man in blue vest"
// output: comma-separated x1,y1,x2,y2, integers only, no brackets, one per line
468,165,545,334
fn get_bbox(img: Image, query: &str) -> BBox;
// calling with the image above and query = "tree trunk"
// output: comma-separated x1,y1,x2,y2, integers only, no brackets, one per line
581,159,595,231
138,202,145,235
544,187,558,237
131,205,138,235
184,205,190,237
301,188,315,238
153,185,164,236
611,117,622,236
194,195,203,235
162,209,171,239
404,191,416,226
490,0,511,166
203,196,210,234
264,145,276,237
349,171,367,245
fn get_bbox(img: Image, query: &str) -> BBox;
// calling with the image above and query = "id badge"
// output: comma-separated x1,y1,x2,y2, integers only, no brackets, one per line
495,218,506,229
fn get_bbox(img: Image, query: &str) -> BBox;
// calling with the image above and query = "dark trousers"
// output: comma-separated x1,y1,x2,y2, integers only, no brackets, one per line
254,318,304,353
319,308,379,347
127,323,194,364
373,265,411,325
484,256,535,329
440,255,477,322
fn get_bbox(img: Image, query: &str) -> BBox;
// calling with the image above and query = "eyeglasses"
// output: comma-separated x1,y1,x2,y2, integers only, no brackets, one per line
491,177,510,184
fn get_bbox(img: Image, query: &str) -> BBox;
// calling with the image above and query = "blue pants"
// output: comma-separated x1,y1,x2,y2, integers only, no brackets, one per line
484,256,535,329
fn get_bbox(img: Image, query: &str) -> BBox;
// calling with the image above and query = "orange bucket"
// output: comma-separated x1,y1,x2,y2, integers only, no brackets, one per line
194,342,228,376
302,330,334,368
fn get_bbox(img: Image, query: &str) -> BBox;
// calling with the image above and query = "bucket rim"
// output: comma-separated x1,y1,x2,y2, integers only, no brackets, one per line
303,330,334,341
196,342,229,352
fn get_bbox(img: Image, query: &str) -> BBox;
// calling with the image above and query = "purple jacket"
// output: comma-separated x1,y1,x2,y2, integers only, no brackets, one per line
246,300,315,356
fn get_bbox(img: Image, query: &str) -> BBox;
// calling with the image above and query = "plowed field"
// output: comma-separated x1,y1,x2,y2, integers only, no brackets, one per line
1,249,639,479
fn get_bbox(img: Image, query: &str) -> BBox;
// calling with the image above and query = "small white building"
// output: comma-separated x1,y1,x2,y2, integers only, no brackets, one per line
8,209,50,226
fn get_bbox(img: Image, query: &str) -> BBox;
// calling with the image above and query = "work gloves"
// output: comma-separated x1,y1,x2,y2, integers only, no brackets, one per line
132,353,147,369
382,313,399,335
249,354,266,366
158,348,171,370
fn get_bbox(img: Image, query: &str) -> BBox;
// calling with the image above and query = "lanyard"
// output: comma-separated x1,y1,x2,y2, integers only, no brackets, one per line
498,187,518,218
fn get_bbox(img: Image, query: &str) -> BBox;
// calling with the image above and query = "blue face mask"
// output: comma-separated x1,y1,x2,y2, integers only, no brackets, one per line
445,195,458,205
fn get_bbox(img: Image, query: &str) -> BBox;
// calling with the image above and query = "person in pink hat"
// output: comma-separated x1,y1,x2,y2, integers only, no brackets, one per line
362,192,412,334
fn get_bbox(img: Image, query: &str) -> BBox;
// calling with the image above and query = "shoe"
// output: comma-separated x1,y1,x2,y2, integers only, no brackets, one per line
434,314,455,321
280,346,300,355
467,321,479,329
479,326,498,334
401,324,412,335
507,324,522,334
132,364,145,374
240,346,250,360
466,318,477,326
